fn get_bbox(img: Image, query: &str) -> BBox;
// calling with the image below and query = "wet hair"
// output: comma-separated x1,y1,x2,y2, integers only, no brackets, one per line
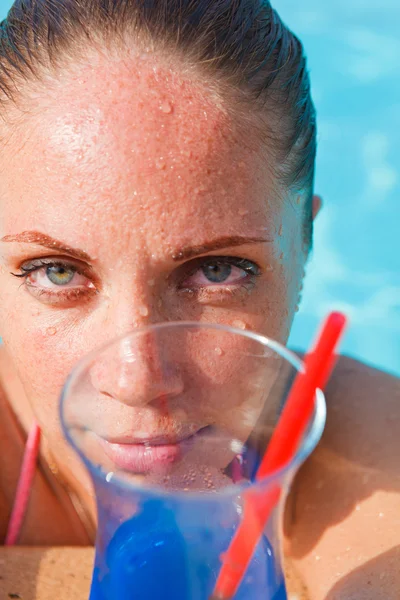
0,0,317,245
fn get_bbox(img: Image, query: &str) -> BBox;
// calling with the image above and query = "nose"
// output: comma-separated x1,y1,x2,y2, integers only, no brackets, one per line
90,328,184,408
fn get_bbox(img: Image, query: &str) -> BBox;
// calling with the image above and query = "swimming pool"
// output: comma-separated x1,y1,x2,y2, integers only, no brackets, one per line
275,0,400,376
0,0,398,376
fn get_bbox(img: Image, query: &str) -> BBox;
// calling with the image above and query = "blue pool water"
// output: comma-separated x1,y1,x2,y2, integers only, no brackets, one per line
0,0,398,376
276,0,400,376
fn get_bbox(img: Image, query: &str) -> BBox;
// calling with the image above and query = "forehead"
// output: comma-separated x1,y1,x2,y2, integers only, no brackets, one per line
0,51,281,253
46,52,233,165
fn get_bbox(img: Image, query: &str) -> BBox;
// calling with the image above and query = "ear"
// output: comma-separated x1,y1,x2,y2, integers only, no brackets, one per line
312,195,322,220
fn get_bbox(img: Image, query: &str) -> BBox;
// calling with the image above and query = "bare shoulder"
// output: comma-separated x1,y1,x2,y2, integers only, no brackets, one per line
322,354,400,468
327,353,399,401
286,356,400,599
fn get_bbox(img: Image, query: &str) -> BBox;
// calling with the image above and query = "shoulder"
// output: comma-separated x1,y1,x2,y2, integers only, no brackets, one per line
291,351,399,466
326,352,399,400
285,356,400,598
322,354,399,469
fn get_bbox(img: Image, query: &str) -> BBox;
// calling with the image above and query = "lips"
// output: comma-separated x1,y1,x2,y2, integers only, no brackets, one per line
105,431,198,446
99,427,210,474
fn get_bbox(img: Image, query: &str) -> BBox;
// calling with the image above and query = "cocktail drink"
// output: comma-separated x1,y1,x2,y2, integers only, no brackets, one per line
60,322,325,599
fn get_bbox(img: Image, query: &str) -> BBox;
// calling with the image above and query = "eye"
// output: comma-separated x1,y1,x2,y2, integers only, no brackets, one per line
46,264,77,286
21,262,93,289
180,257,260,289
201,263,234,284
11,258,96,304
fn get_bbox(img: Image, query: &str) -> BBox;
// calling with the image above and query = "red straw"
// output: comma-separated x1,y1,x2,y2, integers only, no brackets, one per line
211,312,347,599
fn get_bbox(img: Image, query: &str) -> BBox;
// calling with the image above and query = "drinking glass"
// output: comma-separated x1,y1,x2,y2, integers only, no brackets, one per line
60,322,326,600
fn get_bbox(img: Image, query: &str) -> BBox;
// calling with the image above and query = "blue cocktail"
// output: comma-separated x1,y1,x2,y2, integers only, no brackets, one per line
89,474,287,600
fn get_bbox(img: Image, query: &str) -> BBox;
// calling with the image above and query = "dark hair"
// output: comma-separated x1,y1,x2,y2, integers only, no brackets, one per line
0,0,316,244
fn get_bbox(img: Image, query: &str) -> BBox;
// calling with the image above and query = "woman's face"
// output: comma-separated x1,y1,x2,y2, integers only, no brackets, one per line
0,51,308,492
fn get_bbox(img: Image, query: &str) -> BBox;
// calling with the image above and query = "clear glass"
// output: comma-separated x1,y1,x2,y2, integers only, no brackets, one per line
60,322,326,600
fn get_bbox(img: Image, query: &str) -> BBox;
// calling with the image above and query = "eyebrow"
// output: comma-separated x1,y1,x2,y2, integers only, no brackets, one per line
0,231,271,264
0,231,91,261
171,235,272,261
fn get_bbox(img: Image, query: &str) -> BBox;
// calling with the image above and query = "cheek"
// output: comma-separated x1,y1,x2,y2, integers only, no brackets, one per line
0,308,88,430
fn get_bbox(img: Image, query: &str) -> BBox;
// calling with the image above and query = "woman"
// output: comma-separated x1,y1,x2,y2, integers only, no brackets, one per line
0,0,398,597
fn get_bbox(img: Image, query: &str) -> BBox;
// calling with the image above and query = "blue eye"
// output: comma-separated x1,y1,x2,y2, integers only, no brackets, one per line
202,263,232,283
11,258,96,305
46,264,76,285
181,257,260,290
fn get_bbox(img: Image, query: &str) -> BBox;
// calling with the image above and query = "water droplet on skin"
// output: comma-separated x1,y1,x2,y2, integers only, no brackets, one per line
160,100,173,114
238,209,249,216
194,185,206,195
139,306,149,317
106,472,114,483
46,327,57,336
232,320,246,330
230,439,244,454
214,347,223,356
155,158,166,170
